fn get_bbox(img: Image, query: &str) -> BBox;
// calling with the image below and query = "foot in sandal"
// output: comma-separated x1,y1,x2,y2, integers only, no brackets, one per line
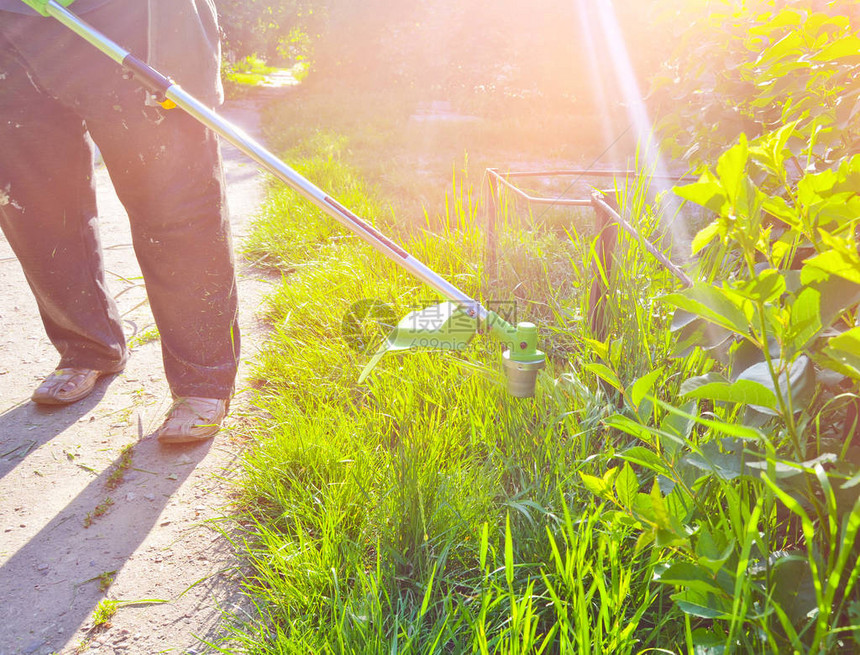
31,366,122,406
156,396,229,444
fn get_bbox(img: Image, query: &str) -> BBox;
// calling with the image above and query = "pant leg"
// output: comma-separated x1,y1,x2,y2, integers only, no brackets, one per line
88,108,240,398
0,31,128,371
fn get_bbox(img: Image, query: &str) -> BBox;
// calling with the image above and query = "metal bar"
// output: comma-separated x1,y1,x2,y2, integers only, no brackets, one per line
488,169,697,181
485,168,693,210
488,170,592,207
485,173,498,282
43,1,493,322
485,165,693,288
46,0,129,63
165,87,490,318
592,195,693,287
510,170,697,181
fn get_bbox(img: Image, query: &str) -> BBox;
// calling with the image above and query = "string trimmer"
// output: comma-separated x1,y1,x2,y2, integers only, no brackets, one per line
20,0,546,397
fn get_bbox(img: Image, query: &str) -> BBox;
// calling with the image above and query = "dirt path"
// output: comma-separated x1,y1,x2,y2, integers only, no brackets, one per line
0,92,283,655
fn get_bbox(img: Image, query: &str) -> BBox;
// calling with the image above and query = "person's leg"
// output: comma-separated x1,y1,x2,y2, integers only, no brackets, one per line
88,108,240,399
0,30,128,376
2,2,238,425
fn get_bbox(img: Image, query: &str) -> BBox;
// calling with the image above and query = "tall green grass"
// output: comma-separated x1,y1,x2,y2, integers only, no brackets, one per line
233,127,860,655
222,126,694,653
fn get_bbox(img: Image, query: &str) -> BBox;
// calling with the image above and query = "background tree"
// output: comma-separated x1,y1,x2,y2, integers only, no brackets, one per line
215,0,310,63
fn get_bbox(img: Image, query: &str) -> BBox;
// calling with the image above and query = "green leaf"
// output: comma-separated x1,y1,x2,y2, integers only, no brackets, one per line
580,470,613,499
655,398,765,439
730,340,770,380
770,553,818,627
634,529,655,554
656,527,690,548
683,442,745,481
803,249,860,285
682,379,777,410
674,169,727,213
479,522,489,571
831,153,860,195
756,31,804,67
680,372,728,396
650,480,672,531
799,167,841,200
581,337,609,361
742,452,836,479
618,445,672,478
732,269,785,303
769,120,801,171
829,328,860,358
715,136,750,206
815,275,860,330
696,525,735,574
660,401,696,459
670,309,699,333
786,285,821,353
825,327,860,377
734,355,814,415
628,367,664,411
603,466,620,488
748,8,802,35
504,513,514,587
691,221,720,255
662,283,751,337
691,628,727,655
633,492,657,523
814,35,860,63
615,462,639,507
666,487,693,526
655,562,723,594
419,563,437,617
605,414,658,445
582,362,622,392
672,589,732,620
762,194,800,229
670,317,733,359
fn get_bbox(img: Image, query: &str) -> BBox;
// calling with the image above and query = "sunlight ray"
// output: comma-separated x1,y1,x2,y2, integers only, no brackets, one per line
591,0,691,248
575,0,618,158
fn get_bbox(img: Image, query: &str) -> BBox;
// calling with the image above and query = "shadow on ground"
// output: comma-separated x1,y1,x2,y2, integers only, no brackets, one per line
0,424,217,654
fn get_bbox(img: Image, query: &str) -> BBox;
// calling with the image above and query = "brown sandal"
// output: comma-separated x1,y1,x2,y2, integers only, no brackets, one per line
31,367,113,405
156,396,228,444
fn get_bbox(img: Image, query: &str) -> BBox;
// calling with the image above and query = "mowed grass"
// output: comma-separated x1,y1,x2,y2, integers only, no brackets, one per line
221,78,690,652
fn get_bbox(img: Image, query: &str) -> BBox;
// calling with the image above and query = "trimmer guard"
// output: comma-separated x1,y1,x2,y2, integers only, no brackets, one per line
358,301,477,382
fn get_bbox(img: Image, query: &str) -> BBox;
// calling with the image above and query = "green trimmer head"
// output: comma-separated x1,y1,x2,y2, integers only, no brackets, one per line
359,301,546,397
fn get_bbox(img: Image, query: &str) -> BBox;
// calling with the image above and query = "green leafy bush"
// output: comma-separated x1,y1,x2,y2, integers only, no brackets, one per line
582,2,860,651
652,1,860,166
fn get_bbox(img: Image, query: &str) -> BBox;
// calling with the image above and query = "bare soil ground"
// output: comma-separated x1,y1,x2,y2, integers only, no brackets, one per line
0,92,283,655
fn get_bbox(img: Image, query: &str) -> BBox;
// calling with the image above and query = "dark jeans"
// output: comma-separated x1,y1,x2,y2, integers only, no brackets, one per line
0,4,239,398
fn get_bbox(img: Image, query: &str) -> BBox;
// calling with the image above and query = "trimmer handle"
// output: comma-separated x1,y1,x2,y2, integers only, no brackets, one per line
18,0,75,16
